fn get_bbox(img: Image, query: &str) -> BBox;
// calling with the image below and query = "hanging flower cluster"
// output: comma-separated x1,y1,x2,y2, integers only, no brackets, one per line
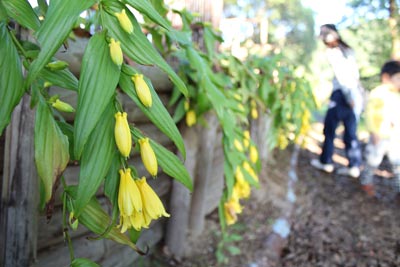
118,169,169,232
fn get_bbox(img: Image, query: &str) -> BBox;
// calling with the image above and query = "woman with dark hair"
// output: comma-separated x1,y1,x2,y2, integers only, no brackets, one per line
311,24,364,178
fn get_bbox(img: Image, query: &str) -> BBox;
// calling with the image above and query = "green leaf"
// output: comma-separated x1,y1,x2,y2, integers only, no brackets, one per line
25,0,96,87
75,105,115,216
71,258,100,267
74,31,120,159
131,127,192,191
39,66,78,91
66,186,145,254
0,2,8,21
123,0,171,30
120,66,186,158
104,151,121,208
100,3,188,97
0,22,25,135
35,99,69,202
227,245,241,255
3,0,40,31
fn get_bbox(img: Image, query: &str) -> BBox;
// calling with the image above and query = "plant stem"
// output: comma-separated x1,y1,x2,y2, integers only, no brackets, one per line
61,177,75,262
8,28,29,59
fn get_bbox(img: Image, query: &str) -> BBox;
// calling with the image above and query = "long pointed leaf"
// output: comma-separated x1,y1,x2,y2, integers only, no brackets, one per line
66,187,144,253
75,105,116,216
39,67,78,91
35,99,69,202
3,0,40,31
131,128,192,191
100,3,188,97
73,31,120,158
0,22,25,135
119,65,185,158
25,0,96,87
123,0,171,30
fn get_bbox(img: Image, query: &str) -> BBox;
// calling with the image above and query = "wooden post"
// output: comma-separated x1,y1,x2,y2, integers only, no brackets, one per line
251,111,272,162
165,126,198,259
0,95,39,267
189,112,218,236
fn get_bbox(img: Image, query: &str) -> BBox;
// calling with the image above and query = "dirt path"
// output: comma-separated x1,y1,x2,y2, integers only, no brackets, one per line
142,124,400,266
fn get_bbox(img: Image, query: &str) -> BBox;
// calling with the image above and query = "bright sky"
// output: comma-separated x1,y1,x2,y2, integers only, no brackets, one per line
302,0,353,27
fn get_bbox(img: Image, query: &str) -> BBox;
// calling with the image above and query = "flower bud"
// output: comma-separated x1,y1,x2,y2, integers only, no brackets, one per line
249,145,259,163
52,99,75,113
251,107,258,119
46,60,69,71
186,110,196,127
132,74,152,107
114,112,132,157
234,139,243,152
114,9,133,34
138,138,158,176
109,38,123,66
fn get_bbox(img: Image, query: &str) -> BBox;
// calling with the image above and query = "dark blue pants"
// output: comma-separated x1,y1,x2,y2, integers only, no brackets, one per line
320,90,361,167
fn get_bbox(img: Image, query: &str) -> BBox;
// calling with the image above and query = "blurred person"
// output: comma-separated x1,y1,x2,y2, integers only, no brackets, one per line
310,24,364,178
361,60,400,196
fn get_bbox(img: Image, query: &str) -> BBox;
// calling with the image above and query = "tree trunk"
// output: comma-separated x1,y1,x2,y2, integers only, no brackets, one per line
389,0,400,59
0,95,39,267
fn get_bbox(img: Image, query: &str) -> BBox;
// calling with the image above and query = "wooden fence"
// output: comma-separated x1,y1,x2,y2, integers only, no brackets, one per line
0,36,271,267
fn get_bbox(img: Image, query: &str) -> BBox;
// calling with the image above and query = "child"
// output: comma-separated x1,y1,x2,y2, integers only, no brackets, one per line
362,60,400,196
311,24,363,177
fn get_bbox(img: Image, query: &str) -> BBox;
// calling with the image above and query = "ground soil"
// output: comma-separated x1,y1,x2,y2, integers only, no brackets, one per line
141,123,400,267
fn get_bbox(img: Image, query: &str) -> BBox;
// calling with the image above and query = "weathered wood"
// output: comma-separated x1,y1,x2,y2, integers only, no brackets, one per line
204,133,224,215
101,220,164,267
37,175,171,251
0,95,39,267
165,126,198,259
189,112,219,236
251,112,272,162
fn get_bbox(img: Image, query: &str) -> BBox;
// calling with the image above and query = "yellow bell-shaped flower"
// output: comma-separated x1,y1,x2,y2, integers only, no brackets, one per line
132,74,152,107
118,168,143,232
136,177,170,223
186,110,196,127
224,201,238,225
138,137,158,176
243,130,250,148
234,139,244,152
109,38,123,66
114,9,133,34
243,161,259,183
251,107,258,119
249,145,259,163
114,112,132,157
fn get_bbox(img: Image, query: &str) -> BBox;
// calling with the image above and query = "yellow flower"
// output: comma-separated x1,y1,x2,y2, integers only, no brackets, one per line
249,145,259,163
234,180,250,199
243,161,259,183
109,38,123,66
234,166,251,198
250,99,257,108
136,177,170,223
132,74,152,107
243,130,250,148
251,107,258,119
233,93,242,101
225,189,243,226
238,103,245,112
234,139,243,152
114,9,133,34
138,138,158,176
114,112,132,157
118,168,143,232
52,99,75,113
184,99,190,111
186,110,196,127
